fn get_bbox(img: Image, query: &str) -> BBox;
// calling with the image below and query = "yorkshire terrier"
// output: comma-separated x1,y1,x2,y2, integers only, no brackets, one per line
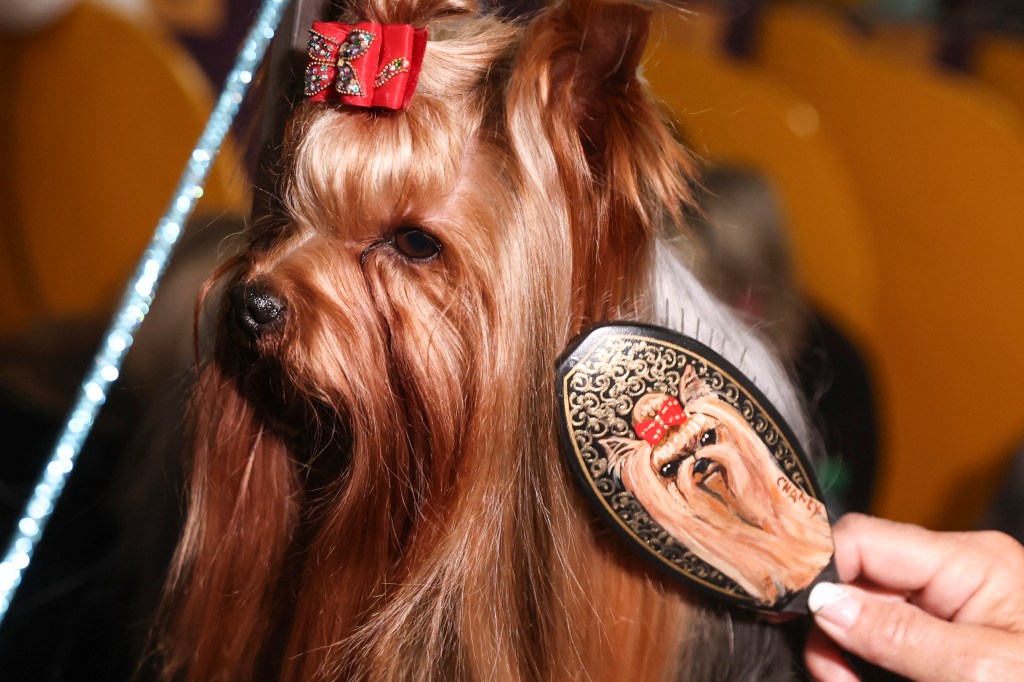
157,0,814,679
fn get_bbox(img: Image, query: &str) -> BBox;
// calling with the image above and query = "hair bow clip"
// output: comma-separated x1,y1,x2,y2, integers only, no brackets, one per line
634,396,689,445
304,21,428,111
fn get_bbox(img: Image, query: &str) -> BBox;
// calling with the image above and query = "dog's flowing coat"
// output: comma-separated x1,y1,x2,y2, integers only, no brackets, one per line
158,0,811,679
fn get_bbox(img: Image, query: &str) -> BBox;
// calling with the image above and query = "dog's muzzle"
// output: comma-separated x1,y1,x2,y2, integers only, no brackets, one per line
230,283,286,339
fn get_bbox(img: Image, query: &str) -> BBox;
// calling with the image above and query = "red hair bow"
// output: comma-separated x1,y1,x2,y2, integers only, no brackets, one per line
304,21,428,111
635,397,688,445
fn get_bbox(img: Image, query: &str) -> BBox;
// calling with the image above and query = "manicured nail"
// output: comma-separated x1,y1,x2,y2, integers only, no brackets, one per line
808,582,861,630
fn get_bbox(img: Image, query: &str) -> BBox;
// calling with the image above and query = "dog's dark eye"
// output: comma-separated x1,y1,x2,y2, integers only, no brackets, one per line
659,457,683,479
393,228,442,260
699,428,717,448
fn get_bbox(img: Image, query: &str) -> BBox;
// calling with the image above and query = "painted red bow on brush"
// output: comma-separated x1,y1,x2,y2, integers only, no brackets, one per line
635,397,689,445
304,21,428,110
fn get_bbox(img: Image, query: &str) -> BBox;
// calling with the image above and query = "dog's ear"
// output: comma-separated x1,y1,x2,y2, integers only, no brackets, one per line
680,363,711,404
510,0,694,324
544,1,653,165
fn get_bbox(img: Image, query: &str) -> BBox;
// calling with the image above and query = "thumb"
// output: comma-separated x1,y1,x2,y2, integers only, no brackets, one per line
807,582,1021,681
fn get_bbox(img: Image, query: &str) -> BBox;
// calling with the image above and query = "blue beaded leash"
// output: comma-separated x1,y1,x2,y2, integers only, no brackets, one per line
0,0,292,626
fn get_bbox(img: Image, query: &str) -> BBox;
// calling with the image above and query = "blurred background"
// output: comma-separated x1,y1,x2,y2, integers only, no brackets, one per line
0,0,1022,678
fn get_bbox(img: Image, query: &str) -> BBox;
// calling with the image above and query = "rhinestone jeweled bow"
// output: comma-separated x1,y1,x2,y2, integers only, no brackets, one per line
304,21,428,111
634,396,689,445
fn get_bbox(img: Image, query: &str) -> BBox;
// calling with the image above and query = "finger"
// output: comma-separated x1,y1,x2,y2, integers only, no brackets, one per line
848,579,910,603
804,624,858,682
831,513,954,587
809,582,1024,681
830,514,1023,621
831,512,1007,618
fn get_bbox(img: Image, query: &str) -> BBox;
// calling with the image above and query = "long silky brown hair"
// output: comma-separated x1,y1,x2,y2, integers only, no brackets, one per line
156,0,799,679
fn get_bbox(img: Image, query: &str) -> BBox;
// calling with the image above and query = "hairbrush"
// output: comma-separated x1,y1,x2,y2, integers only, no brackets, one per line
557,322,837,614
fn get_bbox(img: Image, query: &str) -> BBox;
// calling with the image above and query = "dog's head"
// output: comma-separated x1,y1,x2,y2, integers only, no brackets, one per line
610,365,833,605
160,1,803,680
217,0,690,520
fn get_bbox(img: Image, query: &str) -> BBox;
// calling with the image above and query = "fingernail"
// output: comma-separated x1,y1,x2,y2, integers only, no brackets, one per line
808,582,861,630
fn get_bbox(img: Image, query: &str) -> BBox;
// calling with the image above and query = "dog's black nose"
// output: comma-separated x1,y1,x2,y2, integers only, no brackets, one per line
230,283,285,339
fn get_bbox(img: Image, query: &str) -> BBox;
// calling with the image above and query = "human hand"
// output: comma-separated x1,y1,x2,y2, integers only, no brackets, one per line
804,513,1024,681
